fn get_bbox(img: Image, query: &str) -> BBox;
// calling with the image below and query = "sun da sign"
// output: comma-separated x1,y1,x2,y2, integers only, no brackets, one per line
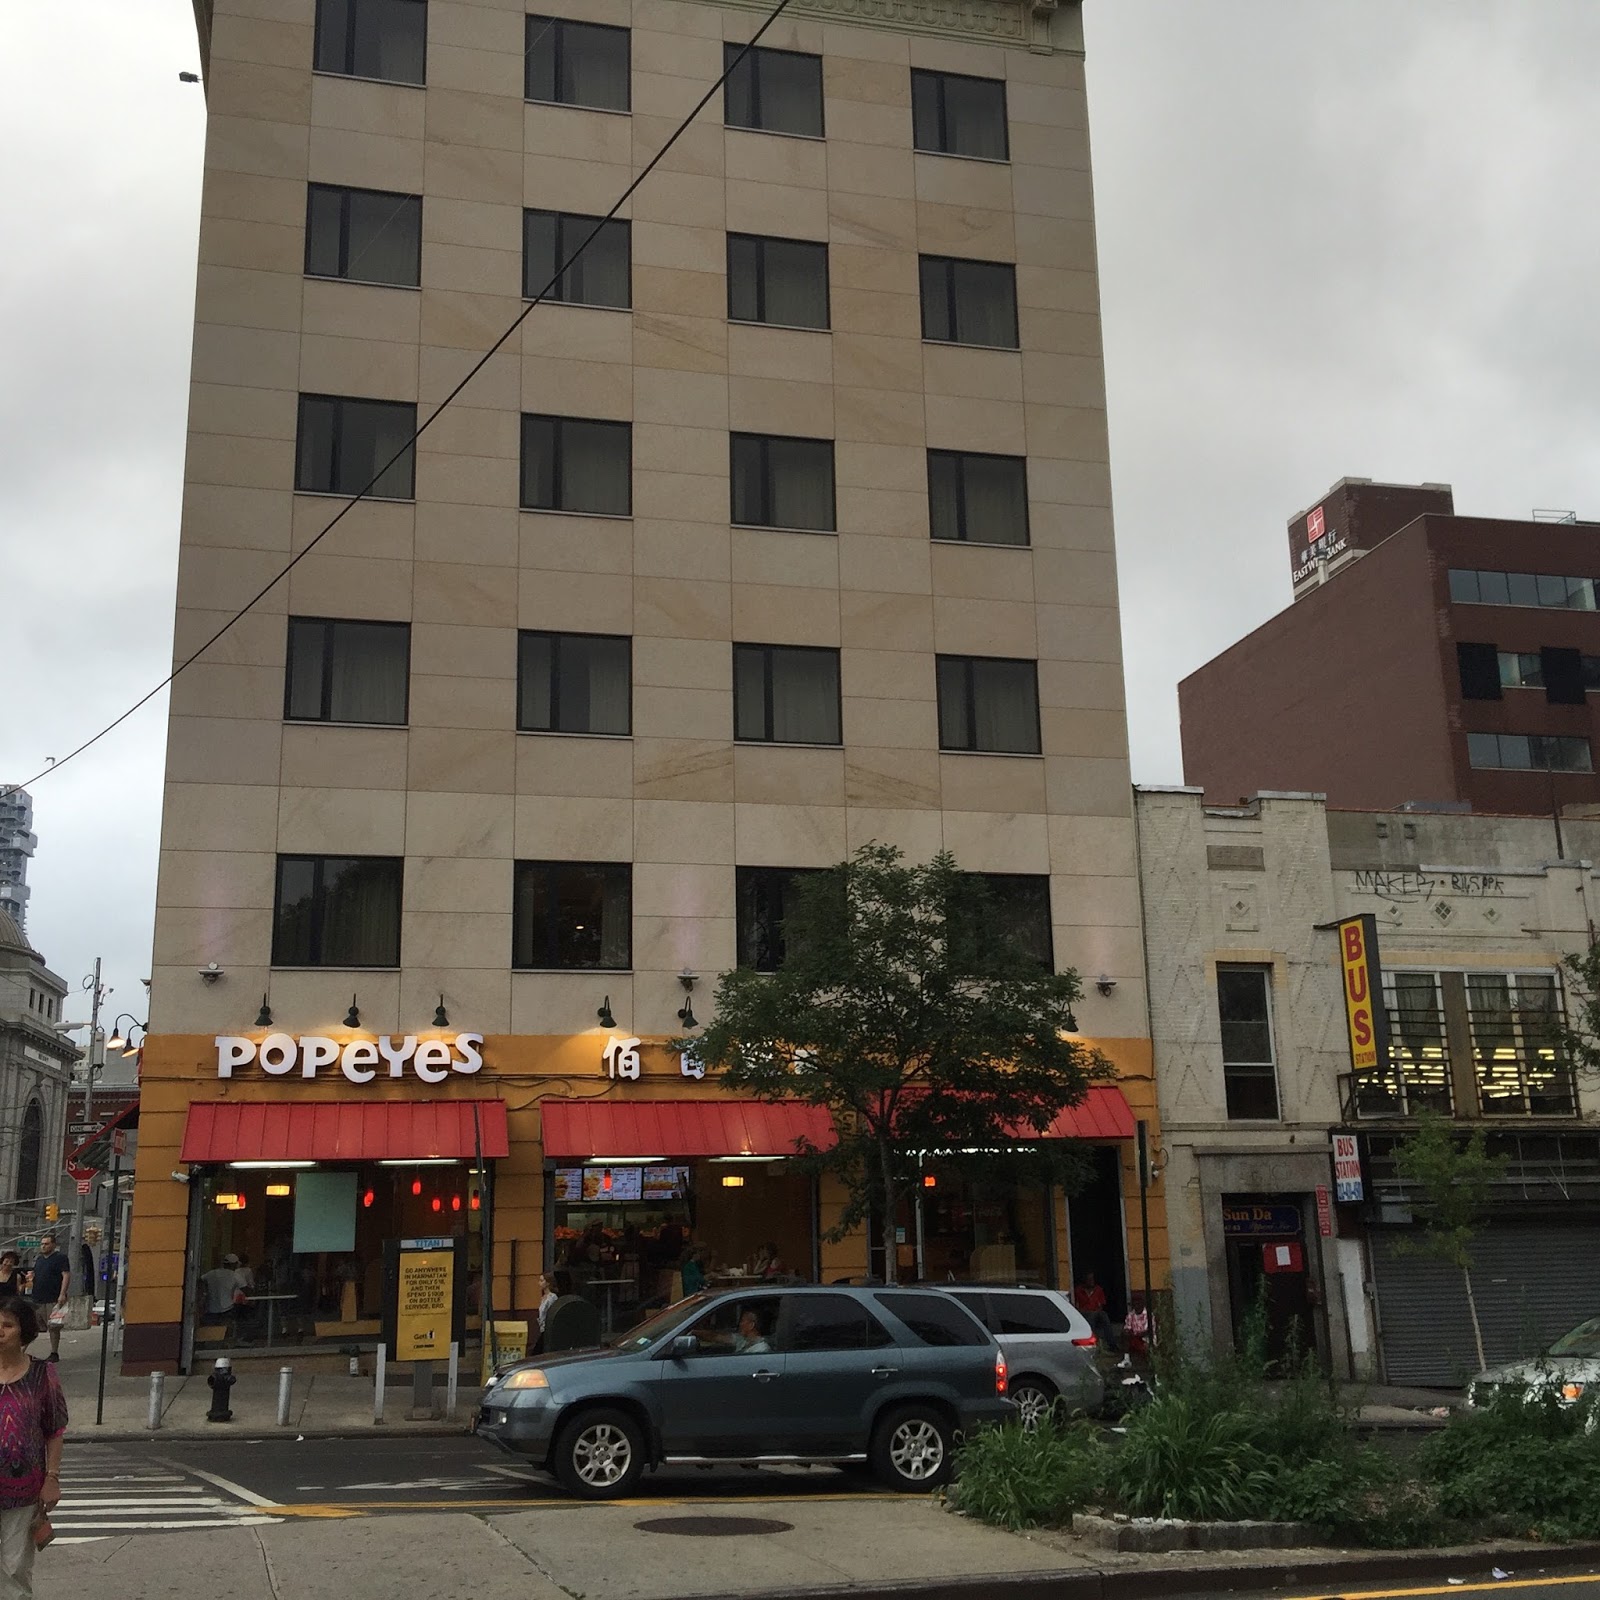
215,1032,484,1085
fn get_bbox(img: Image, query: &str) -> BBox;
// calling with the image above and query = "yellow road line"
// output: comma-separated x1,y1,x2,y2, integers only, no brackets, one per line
1291,1572,1600,1600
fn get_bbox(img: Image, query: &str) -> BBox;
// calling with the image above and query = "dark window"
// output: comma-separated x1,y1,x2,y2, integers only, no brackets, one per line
285,618,410,724
521,415,631,516
273,856,403,967
950,1291,993,1330
1448,568,1480,604
733,644,841,745
727,234,829,330
314,0,426,84
874,1291,988,1347
295,395,416,499
1583,655,1600,691
919,255,1018,348
305,184,421,287
730,433,835,531
928,450,1028,545
723,42,823,137
1467,732,1595,772
1456,642,1502,701
1449,568,1598,611
513,861,631,969
1499,650,1544,688
525,14,630,110
911,69,1008,159
14,1101,41,1205
517,631,631,735
936,655,1040,754
736,865,825,971
1217,965,1279,1120
1542,646,1585,705
781,1293,893,1351
974,873,1053,970
989,1292,1071,1336
523,210,630,307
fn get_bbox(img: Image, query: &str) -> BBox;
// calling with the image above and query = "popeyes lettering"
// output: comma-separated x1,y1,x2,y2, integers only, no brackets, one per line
215,1032,483,1084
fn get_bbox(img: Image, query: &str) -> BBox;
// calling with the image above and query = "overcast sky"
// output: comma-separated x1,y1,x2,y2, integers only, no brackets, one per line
5,1,1600,1018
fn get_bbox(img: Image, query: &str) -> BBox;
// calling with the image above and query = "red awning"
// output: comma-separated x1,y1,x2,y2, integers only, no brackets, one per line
541,1099,836,1160
180,1100,509,1163
1028,1084,1137,1141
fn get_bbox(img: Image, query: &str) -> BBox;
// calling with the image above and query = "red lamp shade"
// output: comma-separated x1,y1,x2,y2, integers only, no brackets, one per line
362,1189,375,1208
411,1178,422,1197
431,1197,441,1213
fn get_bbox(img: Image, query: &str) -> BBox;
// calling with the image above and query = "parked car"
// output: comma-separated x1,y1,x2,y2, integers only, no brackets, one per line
476,1284,1013,1498
930,1284,1104,1428
1468,1314,1600,1408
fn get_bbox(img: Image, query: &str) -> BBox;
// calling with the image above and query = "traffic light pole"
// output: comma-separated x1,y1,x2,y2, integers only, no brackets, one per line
66,959,104,1311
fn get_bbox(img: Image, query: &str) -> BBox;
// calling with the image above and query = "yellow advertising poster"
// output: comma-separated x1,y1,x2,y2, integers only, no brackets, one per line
395,1249,454,1362
481,1319,530,1385
1336,913,1383,1072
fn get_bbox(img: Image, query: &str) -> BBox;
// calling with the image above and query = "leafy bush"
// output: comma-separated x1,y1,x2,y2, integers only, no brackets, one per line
950,1417,1106,1531
1112,1396,1276,1521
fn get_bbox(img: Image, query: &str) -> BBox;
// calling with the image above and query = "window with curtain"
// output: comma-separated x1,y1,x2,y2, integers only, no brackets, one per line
1216,965,1279,1120
736,865,826,970
723,42,823,137
523,210,631,307
273,856,403,967
295,394,416,499
928,450,1029,545
730,433,835,531
518,631,631,735
1466,971,1575,1115
305,185,421,287
919,256,1019,348
911,69,1008,160
936,655,1040,753
525,14,630,110
314,0,427,85
513,861,631,969
733,644,841,744
727,234,829,329
1371,970,1452,1117
521,415,631,515
285,618,409,724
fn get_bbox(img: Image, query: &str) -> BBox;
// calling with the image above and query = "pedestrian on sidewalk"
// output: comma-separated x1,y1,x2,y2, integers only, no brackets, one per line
25,1240,69,1364
0,1296,68,1598
0,1258,21,1302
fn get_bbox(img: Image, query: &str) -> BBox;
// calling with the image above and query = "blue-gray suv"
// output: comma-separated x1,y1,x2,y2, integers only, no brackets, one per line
476,1285,1014,1498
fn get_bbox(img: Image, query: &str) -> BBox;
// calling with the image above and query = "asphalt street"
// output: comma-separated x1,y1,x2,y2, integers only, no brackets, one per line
1274,1580,1600,1600
55,1433,896,1539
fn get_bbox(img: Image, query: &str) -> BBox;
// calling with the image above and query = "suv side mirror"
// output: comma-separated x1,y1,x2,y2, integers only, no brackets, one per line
670,1334,699,1358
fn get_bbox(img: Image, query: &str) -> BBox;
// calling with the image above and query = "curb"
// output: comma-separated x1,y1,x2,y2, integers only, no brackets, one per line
689,1542,1600,1600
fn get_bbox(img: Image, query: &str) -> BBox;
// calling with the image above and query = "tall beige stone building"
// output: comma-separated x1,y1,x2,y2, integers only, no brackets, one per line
126,0,1162,1372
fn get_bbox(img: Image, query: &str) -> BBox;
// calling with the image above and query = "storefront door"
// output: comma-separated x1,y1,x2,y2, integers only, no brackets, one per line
1222,1194,1316,1367
656,1293,786,1457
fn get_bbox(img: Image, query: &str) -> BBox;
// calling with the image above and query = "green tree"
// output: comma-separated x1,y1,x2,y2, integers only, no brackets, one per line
1393,1112,1506,1374
682,844,1110,1283
1559,942,1600,1080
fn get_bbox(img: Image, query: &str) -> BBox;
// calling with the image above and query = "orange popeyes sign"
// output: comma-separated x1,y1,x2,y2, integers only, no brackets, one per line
1336,913,1386,1071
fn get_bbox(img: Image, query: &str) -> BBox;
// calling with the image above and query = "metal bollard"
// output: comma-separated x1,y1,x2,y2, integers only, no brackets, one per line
146,1371,165,1431
276,1366,293,1427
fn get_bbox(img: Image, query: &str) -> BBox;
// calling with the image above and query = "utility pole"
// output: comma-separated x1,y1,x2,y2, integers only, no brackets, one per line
67,959,105,1315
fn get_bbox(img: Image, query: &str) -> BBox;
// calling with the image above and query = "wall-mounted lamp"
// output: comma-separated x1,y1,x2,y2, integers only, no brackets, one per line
676,973,699,1030
255,994,273,1028
720,1174,745,1188
343,995,361,1028
597,995,616,1028
1095,975,1117,998
199,962,225,985
433,995,449,1028
1064,1009,1079,1033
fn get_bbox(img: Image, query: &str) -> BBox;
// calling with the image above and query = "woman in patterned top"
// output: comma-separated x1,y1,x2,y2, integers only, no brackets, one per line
0,1297,67,1597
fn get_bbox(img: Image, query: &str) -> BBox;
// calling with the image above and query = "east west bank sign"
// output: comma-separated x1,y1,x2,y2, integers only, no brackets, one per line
215,1032,484,1084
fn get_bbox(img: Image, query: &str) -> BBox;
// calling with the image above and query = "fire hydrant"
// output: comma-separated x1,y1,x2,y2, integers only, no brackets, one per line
206,1357,235,1422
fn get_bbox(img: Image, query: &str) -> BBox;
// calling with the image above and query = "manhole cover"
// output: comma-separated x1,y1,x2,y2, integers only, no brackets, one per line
633,1516,794,1537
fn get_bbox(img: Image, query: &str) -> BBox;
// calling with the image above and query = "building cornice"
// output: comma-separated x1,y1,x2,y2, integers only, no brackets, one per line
706,0,1080,54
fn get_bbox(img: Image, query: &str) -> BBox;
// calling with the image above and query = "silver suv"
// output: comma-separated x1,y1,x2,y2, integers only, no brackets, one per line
935,1285,1104,1427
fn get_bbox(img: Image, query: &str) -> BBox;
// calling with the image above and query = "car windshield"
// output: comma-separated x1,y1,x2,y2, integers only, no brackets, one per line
1547,1315,1600,1358
607,1294,710,1352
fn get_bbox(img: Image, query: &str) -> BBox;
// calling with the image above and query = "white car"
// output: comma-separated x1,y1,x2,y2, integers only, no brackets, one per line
1468,1314,1600,1408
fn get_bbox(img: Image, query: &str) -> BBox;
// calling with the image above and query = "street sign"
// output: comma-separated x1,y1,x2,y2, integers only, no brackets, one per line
1315,1184,1332,1237
68,1122,100,1138
111,1131,127,1157
75,1178,92,1196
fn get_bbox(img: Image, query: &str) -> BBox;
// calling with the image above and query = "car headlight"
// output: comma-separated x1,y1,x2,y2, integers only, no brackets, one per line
499,1368,550,1390
1562,1382,1586,1402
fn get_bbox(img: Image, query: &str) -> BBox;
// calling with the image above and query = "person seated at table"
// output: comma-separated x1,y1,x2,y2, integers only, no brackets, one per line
733,1307,770,1354
680,1245,708,1296
749,1242,785,1279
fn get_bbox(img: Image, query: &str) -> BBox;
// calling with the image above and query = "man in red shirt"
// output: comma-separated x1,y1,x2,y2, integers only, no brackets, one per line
1073,1271,1119,1353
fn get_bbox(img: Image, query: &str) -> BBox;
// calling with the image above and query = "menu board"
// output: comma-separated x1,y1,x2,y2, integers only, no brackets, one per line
643,1165,691,1201
555,1165,691,1204
582,1166,643,1201
553,1168,583,1202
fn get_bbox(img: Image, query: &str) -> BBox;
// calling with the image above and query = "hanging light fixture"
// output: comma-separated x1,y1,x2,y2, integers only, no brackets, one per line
255,994,273,1028
411,1178,423,1197
343,995,361,1028
433,995,449,1028
596,995,615,1027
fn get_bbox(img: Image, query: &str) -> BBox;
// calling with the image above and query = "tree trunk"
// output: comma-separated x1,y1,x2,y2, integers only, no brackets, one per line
1462,1263,1487,1374
878,1133,899,1285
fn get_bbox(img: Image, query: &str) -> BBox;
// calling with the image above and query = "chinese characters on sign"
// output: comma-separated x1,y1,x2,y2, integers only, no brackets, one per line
602,1036,642,1080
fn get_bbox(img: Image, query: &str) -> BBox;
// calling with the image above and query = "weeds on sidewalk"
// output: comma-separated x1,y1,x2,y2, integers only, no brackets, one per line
949,1417,1107,1532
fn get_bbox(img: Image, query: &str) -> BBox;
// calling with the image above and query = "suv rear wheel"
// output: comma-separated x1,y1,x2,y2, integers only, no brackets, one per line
1010,1376,1058,1432
871,1404,953,1492
553,1406,645,1499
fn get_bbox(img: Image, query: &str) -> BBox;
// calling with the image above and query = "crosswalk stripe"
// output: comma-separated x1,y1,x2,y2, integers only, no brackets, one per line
53,1446,284,1541
52,1517,282,1533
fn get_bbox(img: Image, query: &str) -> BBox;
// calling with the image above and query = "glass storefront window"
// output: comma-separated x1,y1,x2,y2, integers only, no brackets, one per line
194,1161,483,1348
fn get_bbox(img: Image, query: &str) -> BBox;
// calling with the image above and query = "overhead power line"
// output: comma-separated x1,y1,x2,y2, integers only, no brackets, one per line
4,0,795,803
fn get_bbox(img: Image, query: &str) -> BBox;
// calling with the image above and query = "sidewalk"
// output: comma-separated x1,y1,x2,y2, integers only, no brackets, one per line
51,1327,469,1439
